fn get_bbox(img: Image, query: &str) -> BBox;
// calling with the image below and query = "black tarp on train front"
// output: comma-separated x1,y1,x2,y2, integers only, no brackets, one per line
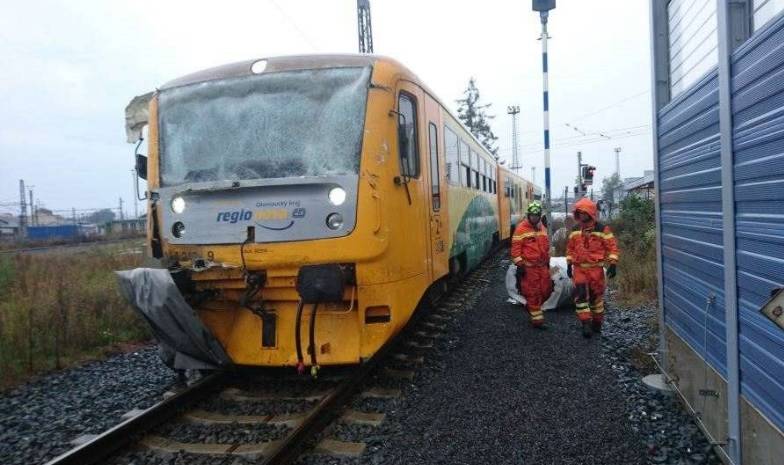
116,268,232,370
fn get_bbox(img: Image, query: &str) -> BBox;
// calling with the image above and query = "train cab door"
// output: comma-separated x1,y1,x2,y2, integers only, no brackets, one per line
395,83,432,282
424,95,449,281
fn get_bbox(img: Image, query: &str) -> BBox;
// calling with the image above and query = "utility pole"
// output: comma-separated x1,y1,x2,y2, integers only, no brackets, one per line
28,187,35,226
72,208,77,225
614,147,622,178
532,0,556,236
131,169,139,219
577,151,583,195
564,185,568,215
357,0,373,54
18,179,27,238
119,197,125,221
507,105,521,173
531,166,536,184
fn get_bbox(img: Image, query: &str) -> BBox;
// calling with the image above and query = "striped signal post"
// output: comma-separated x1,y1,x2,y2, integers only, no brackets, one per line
532,0,555,235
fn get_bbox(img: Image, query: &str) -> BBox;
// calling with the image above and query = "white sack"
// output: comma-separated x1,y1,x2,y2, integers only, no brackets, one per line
505,256,574,310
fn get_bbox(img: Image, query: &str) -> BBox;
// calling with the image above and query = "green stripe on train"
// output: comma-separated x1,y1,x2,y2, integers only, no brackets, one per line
449,195,499,271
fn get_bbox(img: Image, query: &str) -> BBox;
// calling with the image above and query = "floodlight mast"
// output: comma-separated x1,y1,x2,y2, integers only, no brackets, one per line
357,0,373,54
532,0,555,235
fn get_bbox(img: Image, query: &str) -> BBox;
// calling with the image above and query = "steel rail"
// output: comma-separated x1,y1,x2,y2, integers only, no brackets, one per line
42,261,486,465
260,333,398,465
44,371,226,465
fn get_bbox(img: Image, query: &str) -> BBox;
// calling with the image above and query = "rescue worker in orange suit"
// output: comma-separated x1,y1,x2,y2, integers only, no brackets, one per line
511,201,553,328
566,197,619,338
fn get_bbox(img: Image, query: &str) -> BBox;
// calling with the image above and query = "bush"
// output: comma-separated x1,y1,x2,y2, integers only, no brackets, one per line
610,195,657,305
0,246,148,389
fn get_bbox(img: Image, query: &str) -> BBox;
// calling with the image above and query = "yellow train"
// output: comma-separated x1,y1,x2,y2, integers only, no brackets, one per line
126,55,538,371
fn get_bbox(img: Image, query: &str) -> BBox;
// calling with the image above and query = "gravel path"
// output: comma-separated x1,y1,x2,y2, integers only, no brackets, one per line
375,259,648,465
600,298,721,465
346,258,722,465
0,346,176,465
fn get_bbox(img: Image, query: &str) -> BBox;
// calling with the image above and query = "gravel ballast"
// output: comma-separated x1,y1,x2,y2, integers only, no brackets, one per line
0,346,176,465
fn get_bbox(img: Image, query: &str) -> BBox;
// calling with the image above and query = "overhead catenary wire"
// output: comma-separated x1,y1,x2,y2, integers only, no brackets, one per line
513,89,651,139
267,0,320,51
496,123,651,152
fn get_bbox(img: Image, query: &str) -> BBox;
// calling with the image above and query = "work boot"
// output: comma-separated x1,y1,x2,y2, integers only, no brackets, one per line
581,321,593,338
531,321,547,330
592,320,603,334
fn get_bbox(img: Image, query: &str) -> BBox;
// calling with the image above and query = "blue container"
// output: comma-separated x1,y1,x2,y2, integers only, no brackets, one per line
27,225,80,240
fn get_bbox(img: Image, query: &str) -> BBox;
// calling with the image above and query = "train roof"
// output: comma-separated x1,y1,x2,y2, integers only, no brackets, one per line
161,54,407,90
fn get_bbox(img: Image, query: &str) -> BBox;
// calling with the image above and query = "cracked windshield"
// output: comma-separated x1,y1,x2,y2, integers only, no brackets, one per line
159,66,370,186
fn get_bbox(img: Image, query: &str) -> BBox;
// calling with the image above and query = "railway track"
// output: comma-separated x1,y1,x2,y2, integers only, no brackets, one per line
43,254,497,465
0,238,144,255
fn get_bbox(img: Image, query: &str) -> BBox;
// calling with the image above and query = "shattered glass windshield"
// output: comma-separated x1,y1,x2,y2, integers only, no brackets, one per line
158,67,371,186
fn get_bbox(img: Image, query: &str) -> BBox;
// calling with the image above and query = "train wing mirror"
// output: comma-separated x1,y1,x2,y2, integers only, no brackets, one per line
390,109,412,205
397,112,410,177
135,153,148,180
126,92,153,200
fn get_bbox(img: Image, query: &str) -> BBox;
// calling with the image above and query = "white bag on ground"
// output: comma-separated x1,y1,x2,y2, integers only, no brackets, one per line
505,256,574,310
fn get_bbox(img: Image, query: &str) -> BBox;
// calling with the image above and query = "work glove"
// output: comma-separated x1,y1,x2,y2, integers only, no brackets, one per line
514,266,525,294
515,265,526,279
566,263,573,278
607,264,617,279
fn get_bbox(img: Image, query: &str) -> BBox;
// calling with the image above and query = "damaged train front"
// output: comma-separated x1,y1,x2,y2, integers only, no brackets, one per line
118,59,387,374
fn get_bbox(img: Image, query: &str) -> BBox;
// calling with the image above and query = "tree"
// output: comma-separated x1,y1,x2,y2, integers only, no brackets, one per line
601,173,624,209
84,208,116,224
456,78,499,156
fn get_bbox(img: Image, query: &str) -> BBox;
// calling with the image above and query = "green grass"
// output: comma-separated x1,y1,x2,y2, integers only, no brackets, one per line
0,247,149,389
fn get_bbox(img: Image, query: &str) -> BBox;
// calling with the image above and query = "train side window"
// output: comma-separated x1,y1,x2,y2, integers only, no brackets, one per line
428,123,441,210
444,126,459,186
471,150,480,190
459,140,470,187
397,92,420,178
517,186,523,210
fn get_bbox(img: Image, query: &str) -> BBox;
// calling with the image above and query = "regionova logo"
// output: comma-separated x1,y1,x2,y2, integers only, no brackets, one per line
215,207,307,230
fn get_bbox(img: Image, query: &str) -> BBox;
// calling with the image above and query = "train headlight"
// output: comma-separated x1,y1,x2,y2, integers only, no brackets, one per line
172,221,186,238
171,196,186,214
251,59,268,74
328,187,346,206
326,213,344,230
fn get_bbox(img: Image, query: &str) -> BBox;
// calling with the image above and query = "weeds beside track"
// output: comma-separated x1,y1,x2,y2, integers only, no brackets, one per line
0,246,148,389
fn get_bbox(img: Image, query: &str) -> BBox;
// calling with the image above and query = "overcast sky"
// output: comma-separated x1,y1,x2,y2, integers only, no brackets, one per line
0,0,652,217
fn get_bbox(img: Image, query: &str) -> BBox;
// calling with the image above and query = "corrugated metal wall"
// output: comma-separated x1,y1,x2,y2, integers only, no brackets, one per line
657,69,728,377
731,13,784,432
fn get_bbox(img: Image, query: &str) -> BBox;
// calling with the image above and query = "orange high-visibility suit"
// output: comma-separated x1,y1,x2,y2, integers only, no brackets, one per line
511,220,552,326
566,198,619,325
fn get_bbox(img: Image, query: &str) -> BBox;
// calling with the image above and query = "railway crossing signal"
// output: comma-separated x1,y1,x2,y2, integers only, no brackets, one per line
581,165,596,186
532,0,556,12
